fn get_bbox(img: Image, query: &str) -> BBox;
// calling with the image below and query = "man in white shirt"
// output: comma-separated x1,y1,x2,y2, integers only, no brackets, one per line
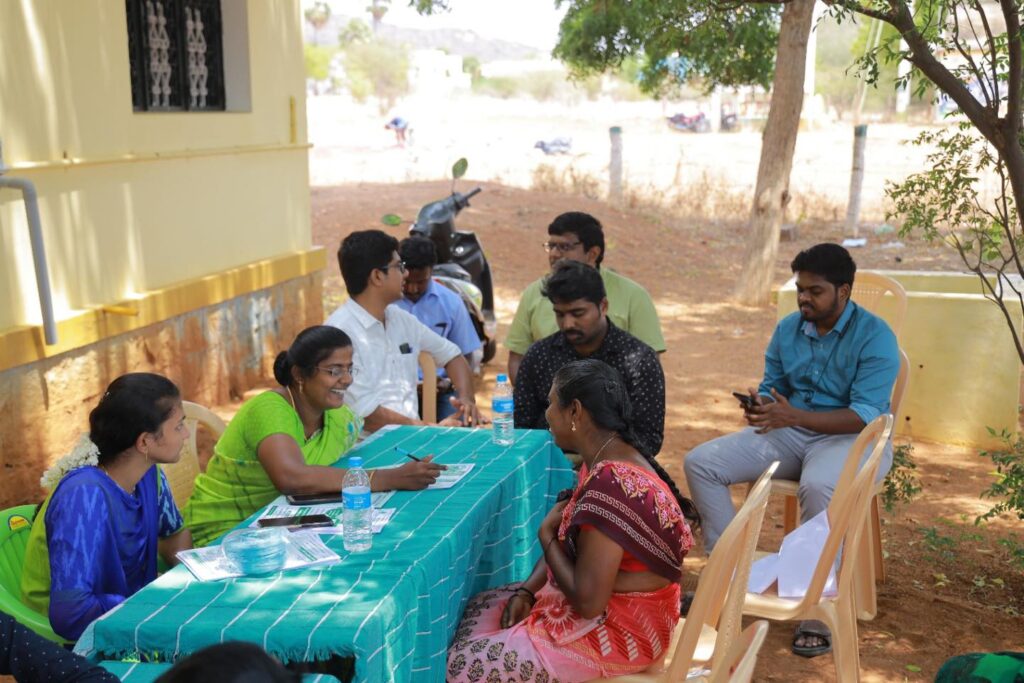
325,230,483,432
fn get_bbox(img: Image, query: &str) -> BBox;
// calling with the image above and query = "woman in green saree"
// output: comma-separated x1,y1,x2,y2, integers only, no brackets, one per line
184,325,444,546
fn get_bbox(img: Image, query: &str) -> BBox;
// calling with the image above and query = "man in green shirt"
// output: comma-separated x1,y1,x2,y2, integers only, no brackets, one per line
506,211,665,383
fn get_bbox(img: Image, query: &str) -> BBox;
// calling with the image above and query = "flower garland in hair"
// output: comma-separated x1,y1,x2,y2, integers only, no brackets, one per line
39,434,100,490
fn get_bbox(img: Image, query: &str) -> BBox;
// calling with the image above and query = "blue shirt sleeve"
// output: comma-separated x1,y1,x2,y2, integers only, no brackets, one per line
758,322,792,399
45,484,125,641
847,324,900,425
445,296,482,356
156,468,184,538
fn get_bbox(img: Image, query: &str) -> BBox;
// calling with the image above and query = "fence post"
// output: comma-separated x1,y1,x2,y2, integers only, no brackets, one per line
609,126,623,204
845,124,868,237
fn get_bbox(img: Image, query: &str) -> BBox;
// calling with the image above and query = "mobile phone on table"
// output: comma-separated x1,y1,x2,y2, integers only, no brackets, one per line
257,514,333,529
286,492,343,505
732,391,757,409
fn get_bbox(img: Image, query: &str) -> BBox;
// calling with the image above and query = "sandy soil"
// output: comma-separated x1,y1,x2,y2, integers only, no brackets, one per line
310,178,1023,682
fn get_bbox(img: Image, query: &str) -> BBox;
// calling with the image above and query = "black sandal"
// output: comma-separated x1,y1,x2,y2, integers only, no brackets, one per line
792,621,832,658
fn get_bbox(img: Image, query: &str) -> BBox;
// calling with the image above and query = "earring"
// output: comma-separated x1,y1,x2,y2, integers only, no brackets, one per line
571,421,576,432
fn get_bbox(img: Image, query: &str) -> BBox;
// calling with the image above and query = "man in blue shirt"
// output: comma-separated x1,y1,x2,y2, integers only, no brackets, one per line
397,236,482,419
684,243,899,658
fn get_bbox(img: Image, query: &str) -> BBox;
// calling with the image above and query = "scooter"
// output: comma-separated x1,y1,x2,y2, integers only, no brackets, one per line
406,188,498,364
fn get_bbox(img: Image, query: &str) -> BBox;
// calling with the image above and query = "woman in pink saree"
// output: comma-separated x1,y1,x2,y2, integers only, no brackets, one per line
447,359,699,682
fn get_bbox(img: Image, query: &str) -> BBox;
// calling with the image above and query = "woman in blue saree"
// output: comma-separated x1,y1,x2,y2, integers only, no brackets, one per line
21,373,193,641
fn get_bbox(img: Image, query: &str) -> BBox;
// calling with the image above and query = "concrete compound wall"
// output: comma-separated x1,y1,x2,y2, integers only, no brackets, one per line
0,273,322,510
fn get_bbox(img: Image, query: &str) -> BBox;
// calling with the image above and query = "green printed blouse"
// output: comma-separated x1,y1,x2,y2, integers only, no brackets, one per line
183,391,362,547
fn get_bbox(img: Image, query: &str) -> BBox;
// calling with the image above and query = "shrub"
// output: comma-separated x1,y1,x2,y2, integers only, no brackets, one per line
978,427,1024,523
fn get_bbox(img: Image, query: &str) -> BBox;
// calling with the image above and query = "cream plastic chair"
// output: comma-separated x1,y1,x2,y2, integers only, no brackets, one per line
707,620,770,683
742,414,893,683
772,348,909,619
586,461,778,683
852,271,908,338
162,400,226,508
419,352,438,423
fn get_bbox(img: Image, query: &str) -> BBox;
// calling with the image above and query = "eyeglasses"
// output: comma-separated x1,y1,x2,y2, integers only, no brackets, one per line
542,241,582,254
380,260,407,274
316,365,359,378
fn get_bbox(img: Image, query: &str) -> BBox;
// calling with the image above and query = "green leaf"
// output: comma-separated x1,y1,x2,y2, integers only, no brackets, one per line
381,213,403,226
906,664,922,672
451,158,468,179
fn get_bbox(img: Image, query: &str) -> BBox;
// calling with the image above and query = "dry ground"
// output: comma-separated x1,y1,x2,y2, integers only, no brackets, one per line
310,179,1023,682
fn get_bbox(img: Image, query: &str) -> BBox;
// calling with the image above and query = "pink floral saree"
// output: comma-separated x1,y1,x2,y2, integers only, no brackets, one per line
447,461,694,683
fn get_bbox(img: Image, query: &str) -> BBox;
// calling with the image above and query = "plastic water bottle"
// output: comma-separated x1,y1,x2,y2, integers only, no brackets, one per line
492,373,515,446
343,456,372,552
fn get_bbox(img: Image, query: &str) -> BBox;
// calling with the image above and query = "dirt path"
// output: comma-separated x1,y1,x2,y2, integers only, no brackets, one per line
312,180,1023,681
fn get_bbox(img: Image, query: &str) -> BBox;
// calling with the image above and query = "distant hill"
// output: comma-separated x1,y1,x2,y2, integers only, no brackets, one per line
304,14,544,62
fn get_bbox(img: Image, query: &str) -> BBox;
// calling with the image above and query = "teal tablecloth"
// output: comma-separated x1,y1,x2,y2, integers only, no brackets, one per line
78,426,574,682
99,661,340,682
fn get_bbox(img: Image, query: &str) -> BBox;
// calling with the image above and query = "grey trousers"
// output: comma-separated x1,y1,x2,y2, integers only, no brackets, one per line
683,426,893,552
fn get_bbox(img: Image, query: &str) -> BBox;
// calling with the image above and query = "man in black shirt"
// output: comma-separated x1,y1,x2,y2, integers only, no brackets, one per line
513,260,665,456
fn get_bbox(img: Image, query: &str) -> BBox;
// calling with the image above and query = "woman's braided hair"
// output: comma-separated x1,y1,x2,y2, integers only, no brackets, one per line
552,359,700,528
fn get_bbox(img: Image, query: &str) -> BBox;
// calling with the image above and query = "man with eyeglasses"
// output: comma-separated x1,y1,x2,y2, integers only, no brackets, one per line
505,211,665,384
325,230,483,432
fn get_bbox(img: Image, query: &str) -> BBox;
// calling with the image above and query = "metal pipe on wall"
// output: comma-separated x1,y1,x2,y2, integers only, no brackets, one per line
0,140,58,345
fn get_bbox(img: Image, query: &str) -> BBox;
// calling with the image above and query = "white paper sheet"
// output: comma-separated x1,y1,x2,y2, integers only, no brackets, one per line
746,509,837,599
379,463,475,489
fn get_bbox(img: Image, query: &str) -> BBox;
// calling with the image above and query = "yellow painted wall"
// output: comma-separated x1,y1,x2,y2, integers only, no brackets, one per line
0,0,310,332
778,270,1022,448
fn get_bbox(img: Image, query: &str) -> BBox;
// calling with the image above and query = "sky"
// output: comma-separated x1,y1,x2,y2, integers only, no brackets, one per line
309,0,568,52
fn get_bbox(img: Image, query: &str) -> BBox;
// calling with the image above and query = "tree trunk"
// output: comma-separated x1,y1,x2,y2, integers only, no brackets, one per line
732,0,816,305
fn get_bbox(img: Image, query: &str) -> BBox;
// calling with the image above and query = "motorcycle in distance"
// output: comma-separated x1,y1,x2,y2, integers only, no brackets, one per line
667,111,739,133
382,160,498,367
666,111,710,133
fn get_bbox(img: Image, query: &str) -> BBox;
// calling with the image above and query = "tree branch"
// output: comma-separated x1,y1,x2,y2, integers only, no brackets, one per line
951,2,995,107
971,0,1001,106
1001,0,1022,138
825,0,895,23
861,0,1001,141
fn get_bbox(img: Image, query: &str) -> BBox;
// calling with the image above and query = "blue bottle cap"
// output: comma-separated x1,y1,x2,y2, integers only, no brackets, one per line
496,374,508,382
349,456,363,468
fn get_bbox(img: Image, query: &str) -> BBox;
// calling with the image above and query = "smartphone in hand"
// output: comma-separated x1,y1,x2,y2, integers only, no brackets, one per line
732,391,757,409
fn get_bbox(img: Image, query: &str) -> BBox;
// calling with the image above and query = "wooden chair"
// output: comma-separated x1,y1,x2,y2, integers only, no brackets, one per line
852,271,908,338
162,401,226,509
707,620,770,683
742,414,893,683
586,461,779,683
419,352,438,423
772,347,909,619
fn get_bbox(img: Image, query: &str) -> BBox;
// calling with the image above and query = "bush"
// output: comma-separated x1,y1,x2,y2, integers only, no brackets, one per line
304,44,334,82
978,427,1024,523
881,442,922,513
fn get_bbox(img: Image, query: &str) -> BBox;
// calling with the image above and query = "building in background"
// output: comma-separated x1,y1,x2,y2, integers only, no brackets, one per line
0,0,324,507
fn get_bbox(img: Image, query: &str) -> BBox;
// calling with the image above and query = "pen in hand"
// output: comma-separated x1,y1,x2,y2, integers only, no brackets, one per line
394,446,421,462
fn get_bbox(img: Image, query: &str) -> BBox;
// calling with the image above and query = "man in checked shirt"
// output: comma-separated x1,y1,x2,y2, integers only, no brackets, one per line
512,260,665,458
